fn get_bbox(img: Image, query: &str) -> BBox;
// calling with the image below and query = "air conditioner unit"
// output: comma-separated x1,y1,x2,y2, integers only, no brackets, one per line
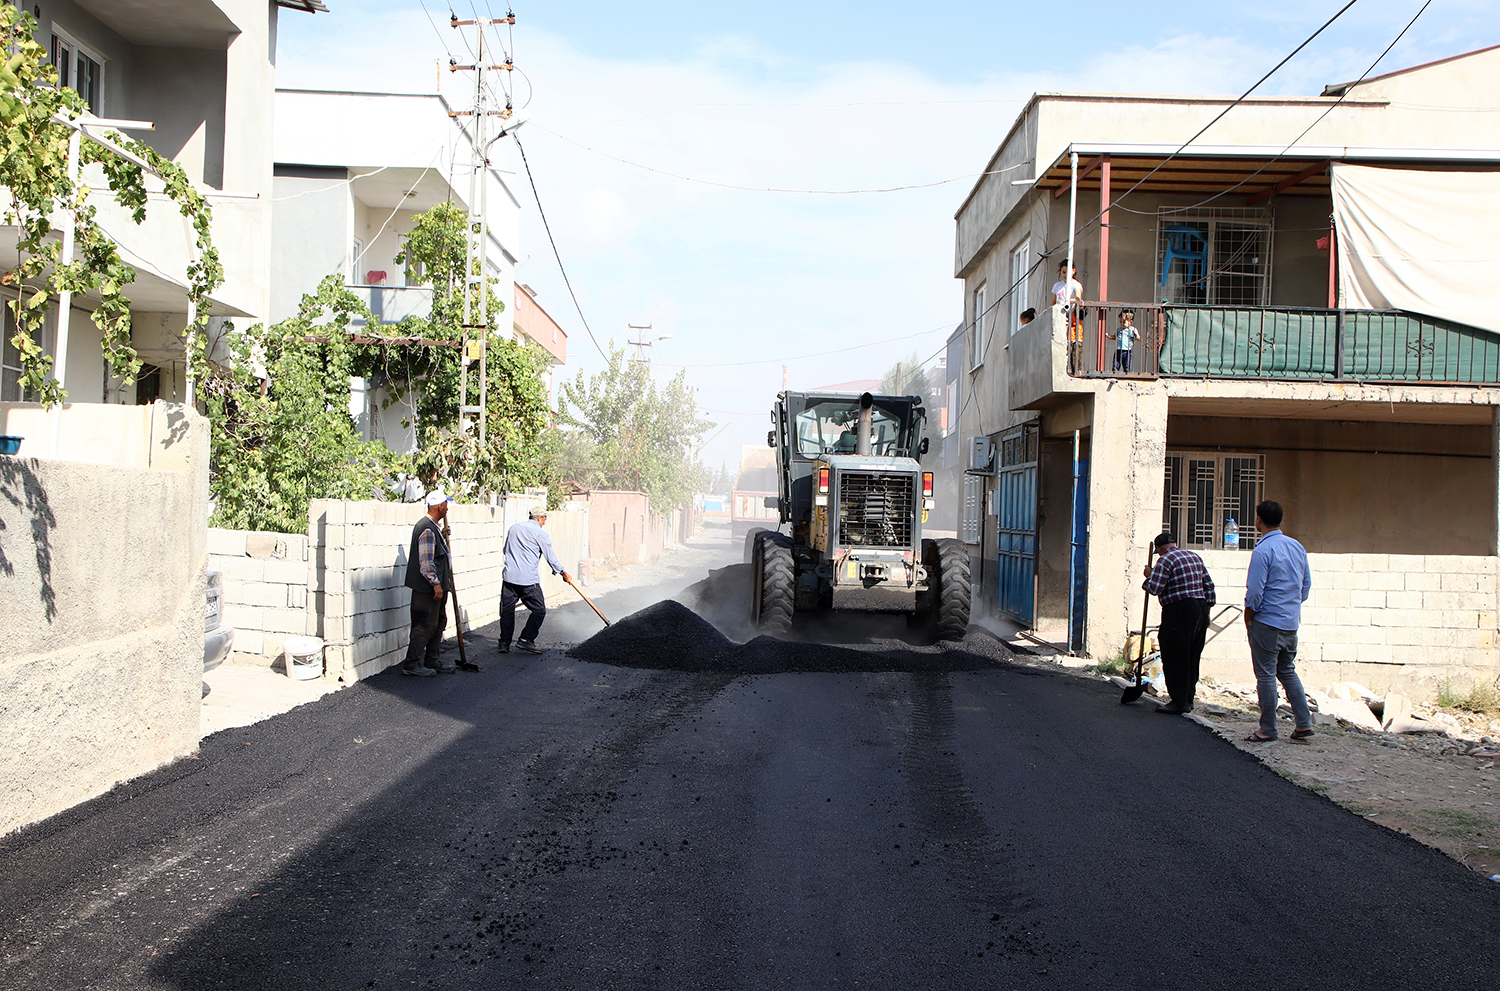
969,436,994,472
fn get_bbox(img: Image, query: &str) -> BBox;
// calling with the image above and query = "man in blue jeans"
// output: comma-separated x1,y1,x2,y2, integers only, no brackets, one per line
1243,500,1315,742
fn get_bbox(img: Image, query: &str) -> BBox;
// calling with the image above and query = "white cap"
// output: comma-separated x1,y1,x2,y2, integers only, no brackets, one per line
528,506,548,519
425,488,451,507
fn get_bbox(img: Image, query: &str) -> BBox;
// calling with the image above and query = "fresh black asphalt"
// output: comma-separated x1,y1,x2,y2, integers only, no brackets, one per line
2,571,1498,989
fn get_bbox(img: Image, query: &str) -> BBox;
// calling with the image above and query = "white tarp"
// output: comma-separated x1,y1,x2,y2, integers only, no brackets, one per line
1331,163,1500,335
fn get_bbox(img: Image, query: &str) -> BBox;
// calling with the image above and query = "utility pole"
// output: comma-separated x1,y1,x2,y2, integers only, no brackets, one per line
627,324,671,364
449,9,516,446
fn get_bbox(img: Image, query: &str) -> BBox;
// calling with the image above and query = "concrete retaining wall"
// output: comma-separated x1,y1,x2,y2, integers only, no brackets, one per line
1199,550,1498,694
207,529,312,662
0,402,208,838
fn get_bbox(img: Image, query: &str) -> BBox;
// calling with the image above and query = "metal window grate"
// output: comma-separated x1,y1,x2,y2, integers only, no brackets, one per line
839,472,916,548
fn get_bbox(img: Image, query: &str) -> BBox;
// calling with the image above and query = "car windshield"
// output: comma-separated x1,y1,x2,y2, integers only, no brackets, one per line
795,401,903,457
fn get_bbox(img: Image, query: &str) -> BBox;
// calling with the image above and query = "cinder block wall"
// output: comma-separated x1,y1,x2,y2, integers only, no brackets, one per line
207,529,311,662
0,402,208,838
1198,550,1499,695
311,497,590,683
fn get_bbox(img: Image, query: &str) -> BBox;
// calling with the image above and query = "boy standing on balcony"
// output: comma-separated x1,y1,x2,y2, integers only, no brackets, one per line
1108,309,1138,373
1051,261,1084,371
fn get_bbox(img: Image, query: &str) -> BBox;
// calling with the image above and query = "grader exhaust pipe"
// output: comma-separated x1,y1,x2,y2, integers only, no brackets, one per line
856,392,874,456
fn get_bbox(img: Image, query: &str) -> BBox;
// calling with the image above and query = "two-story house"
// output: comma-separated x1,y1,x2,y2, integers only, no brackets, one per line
954,45,1500,694
0,0,325,411
270,88,559,454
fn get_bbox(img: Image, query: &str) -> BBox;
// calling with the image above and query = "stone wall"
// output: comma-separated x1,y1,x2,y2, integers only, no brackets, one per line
207,529,312,663
0,402,208,838
1198,550,1498,694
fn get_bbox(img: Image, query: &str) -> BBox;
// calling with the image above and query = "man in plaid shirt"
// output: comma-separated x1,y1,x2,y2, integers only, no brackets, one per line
1142,531,1215,714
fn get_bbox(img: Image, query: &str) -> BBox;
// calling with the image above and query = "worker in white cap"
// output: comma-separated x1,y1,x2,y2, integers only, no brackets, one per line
498,505,569,654
401,488,454,675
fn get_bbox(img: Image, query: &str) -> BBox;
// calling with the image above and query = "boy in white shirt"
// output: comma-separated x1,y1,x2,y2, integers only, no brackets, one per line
1051,261,1084,370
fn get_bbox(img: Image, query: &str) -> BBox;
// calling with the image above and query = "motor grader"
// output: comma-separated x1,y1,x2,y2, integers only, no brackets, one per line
745,390,970,639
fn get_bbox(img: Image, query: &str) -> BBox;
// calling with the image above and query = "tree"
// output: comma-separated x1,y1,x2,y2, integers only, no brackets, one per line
205,276,400,533
555,344,712,508
352,202,551,499
1,6,220,405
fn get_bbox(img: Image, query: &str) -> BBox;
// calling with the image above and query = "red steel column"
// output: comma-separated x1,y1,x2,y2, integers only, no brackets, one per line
1097,154,1111,371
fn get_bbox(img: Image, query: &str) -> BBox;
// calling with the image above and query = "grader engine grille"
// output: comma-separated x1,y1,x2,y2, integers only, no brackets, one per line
838,472,915,547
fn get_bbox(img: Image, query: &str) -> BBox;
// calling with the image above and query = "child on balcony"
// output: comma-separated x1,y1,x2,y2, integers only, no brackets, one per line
1108,309,1137,373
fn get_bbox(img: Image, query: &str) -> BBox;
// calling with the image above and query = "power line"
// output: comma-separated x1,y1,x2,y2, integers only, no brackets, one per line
653,324,952,369
512,133,610,362
531,123,1031,194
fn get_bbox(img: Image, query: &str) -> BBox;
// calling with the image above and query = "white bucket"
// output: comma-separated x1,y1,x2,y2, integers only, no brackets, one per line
283,636,324,681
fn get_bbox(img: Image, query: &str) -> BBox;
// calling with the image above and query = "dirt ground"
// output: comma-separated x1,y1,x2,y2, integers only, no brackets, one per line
1083,671,1500,879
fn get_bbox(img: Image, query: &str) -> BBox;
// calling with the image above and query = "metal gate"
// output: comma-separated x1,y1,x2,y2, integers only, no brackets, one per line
994,422,1039,624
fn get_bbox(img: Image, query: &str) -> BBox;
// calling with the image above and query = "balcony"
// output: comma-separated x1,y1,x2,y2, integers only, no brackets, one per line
348,285,434,328
1068,303,1500,385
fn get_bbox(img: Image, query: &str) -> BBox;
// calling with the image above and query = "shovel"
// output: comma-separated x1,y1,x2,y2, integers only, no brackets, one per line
565,573,611,627
1121,544,1155,704
448,577,481,672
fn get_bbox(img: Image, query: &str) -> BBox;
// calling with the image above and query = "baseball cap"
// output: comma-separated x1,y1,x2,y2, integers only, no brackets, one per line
425,488,452,507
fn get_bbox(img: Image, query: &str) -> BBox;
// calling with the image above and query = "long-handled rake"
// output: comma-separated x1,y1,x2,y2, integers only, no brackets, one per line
1121,544,1156,704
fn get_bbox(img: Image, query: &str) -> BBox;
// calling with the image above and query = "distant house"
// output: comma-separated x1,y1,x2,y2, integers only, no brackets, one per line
1,0,325,408
953,46,1500,692
271,88,530,453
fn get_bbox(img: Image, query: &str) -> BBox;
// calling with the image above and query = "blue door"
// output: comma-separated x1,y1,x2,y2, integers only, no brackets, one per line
994,423,1039,624
1069,456,1090,653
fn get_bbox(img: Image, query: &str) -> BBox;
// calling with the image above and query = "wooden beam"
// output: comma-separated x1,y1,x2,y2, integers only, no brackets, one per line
1052,154,1105,198
1246,160,1330,205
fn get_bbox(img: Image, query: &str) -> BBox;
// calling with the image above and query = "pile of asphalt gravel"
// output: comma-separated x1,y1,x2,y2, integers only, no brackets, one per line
566,599,737,668
567,594,1001,675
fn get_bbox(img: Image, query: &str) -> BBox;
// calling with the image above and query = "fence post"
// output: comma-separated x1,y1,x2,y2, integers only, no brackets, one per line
1334,309,1345,379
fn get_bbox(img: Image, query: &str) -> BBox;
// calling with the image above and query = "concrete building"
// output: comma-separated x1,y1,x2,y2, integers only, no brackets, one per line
513,283,568,401
0,0,326,409
270,88,527,453
953,46,1500,694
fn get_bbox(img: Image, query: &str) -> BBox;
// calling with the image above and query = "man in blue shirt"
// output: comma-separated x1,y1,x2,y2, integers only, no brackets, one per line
499,507,570,655
1243,500,1315,742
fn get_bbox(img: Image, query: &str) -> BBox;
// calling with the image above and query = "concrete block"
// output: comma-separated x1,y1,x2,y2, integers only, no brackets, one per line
228,582,287,609
288,584,308,609
207,529,246,555
1364,571,1405,591
1319,641,1358,663
1327,570,1367,590
1317,696,1382,731
325,501,346,525
1382,590,1422,610
1312,588,1351,609
1438,571,1481,592
1370,608,1429,628
1348,589,1386,608
1419,591,1462,610
1349,554,1390,573
1402,571,1443,592
261,558,309,585
262,607,309,636
347,502,376,525
233,628,264,656
1452,555,1496,574
230,605,264,631
217,556,266,583
1355,643,1395,664
1476,573,1498,594
1309,553,1351,572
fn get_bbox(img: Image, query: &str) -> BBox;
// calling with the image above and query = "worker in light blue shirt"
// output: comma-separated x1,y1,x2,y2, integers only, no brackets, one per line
499,507,569,655
1242,500,1314,743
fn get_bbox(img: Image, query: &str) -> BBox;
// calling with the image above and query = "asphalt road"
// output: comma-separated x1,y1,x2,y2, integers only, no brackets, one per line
3,531,1498,989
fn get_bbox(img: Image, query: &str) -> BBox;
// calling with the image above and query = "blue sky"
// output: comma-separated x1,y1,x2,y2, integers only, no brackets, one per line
277,0,1499,474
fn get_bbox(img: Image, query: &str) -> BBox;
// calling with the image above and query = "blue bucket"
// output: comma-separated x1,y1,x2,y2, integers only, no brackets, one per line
0,436,22,455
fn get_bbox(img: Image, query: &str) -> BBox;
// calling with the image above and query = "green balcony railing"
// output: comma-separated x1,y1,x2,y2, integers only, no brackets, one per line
1072,303,1500,385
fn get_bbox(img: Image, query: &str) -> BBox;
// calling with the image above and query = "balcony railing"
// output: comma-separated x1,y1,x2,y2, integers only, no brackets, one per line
348,285,434,327
1068,302,1500,385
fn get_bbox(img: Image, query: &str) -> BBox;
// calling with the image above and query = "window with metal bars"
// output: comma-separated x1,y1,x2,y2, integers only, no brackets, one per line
1156,208,1273,307
1161,452,1265,550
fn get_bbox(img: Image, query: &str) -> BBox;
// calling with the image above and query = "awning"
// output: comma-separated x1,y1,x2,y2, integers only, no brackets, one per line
1331,164,1500,335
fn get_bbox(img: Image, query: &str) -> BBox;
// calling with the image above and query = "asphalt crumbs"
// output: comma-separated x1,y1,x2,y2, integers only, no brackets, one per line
1,625,1498,989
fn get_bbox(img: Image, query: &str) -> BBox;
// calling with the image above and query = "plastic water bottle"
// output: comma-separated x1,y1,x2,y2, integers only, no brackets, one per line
1225,519,1239,550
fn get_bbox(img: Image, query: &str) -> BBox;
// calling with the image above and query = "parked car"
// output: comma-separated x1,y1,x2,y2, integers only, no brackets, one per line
204,569,234,672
